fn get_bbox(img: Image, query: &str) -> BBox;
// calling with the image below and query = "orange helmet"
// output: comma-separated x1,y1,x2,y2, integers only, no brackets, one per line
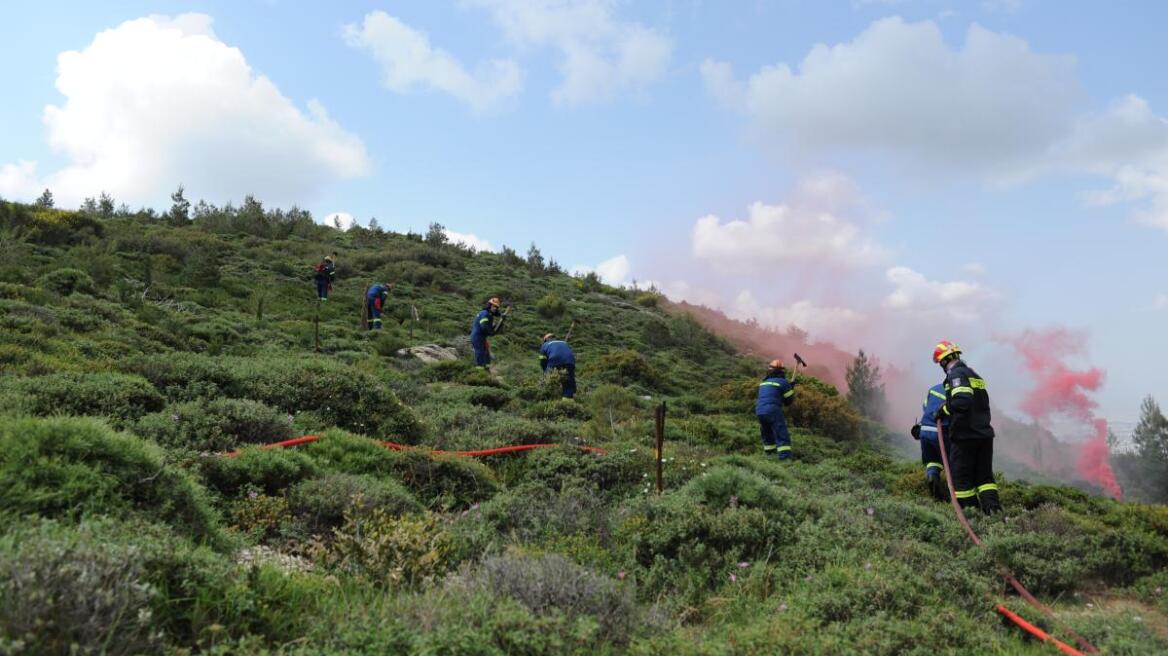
932,341,961,364
487,296,501,308
542,333,555,343
768,358,784,370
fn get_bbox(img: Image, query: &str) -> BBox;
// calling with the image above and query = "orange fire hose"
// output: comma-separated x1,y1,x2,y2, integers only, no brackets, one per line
223,434,606,458
937,421,1099,654
995,605,1085,656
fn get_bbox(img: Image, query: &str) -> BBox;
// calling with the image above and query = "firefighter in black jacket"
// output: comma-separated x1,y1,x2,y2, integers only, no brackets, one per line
933,341,1001,515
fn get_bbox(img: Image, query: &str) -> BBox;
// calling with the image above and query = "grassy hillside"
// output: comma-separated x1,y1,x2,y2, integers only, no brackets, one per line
2,200,1167,655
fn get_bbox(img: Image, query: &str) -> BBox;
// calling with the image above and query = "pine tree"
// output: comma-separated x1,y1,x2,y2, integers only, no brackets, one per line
98,192,115,219
168,185,191,225
425,222,447,246
1129,395,1168,502
35,188,54,208
845,349,888,421
526,242,545,274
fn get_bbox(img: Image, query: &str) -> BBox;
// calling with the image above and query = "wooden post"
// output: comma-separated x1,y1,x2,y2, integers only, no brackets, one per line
314,302,321,353
655,402,666,495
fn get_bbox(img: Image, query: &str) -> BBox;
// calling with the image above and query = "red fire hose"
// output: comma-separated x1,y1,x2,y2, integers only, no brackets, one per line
223,434,606,458
995,605,1085,656
937,421,1099,654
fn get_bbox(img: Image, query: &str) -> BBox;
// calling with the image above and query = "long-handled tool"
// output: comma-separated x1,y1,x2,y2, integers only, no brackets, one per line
792,352,808,382
564,320,576,341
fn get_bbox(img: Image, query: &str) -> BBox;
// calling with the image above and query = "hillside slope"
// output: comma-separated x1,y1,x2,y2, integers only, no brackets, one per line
2,202,1167,655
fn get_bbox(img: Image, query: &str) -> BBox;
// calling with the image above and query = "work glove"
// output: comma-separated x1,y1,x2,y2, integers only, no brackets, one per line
911,424,921,440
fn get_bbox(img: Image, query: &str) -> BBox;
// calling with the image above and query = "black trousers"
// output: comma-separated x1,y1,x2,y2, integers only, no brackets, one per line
948,438,1001,514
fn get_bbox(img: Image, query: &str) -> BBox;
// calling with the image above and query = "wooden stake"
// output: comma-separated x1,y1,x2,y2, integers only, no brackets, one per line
655,402,666,495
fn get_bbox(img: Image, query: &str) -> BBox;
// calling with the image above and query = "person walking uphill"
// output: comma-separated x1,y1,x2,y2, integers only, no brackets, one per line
470,297,504,368
933,341,1001,515
756,359,796,459
364,282,392,330
313,254,336,301
539,333,576,398
912,382,952,501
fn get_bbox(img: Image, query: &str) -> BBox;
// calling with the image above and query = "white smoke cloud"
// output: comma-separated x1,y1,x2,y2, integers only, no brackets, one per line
467,0,672,106
704,18,1079,173
690,172,886,272
0,14,368,209
882,265,999,322
730,291,866,344
343,11,523,112
572,254,631,285
325,212,355,231
444,229,496,252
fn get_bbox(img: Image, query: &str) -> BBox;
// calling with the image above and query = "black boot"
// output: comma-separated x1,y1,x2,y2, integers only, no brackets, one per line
927,473,949,502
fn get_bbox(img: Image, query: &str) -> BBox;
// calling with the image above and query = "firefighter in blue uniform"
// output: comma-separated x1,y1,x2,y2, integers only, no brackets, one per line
756,359,796,459
313,255,335,301
470,297,503,367
912,382,951,500
365,282,392,330
539,333,577,398
934,340,1001,515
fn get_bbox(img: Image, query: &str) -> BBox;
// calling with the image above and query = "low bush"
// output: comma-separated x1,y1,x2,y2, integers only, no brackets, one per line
449,552,641,646
525,398,593,421
123,352,234,401
304,430,500,509
228,488,291,541
535,291,567,318
596,350,662,389
133,398,292,452
468,387,513,410
0,372,164,424
198,447,316,497
313,508,454,588
0,417,223,546
288,473,422,535
512,445,647,498
0,519,161,655
37,267,97,296
221,356,423,440
635,292,660,308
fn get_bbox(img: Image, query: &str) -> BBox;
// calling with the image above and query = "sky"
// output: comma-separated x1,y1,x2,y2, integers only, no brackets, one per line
1,0,1166,430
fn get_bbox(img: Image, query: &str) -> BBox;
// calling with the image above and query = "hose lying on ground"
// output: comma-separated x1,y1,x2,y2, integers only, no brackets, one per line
223,434,606,458
937,421,1098,655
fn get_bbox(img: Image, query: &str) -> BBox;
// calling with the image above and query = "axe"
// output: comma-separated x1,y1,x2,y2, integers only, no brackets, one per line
791,352,808,382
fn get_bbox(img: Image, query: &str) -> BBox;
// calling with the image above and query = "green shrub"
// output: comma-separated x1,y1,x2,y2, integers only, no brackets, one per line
586,384,643,437
123,352,234,400
421,358,497,387
133,398,293,451
596,350,662,389
525,398,593,421
373,331,409,357
787,385,864,444
0,372,164,424
288,473,422,535
198,447,316,497
0,203,103,246
221,356,423,440
449,552,641,645
304,430,500,509
37,267,97,296
0,417,223,545
0,519,162,655
635,292,660,308
514,446,647,497
468,387,513,410
228,488,291,541
536,291,567,318
313,508,454,588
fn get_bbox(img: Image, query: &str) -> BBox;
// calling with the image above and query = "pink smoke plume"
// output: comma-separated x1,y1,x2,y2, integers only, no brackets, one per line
1005,328,1121,499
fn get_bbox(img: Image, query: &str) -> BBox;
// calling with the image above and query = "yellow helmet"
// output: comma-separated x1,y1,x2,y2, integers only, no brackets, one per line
932,341,961,364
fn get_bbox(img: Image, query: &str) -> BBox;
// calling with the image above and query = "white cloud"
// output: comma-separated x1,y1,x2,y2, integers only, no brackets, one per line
325,212,355,231
1155,294,1168,311
468,0,672,106
444,229,496,252
730,291,865,343
572,254,630,285
882,265,998,321
699,59,743,110
0,14,368,208
690,173,886,271
706,17,1079,173
0,161,41,199
343,11,522,112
